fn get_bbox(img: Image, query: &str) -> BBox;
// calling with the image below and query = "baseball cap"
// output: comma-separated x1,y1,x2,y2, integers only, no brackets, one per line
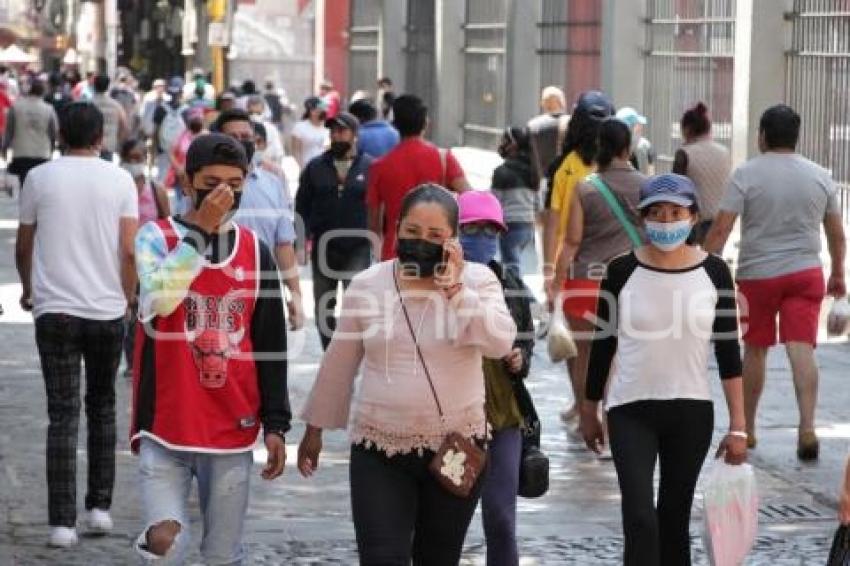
638,174,698,210
575,91,615,119
326,111,360,134
458,191,507,232
616,107,648,127
304,96,325,111
185,133,248,178
167,76,184,94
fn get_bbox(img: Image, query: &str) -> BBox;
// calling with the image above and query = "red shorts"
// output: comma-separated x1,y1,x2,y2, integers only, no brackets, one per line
737,267,825,347
562,278,601,321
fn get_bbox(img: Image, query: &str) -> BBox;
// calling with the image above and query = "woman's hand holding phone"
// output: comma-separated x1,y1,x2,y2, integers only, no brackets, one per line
436,239,464,299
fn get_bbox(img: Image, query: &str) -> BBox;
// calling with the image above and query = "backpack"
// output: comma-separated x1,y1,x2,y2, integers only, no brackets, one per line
157,106,186,154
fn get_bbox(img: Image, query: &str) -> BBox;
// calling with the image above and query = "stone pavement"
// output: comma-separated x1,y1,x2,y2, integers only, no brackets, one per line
0,173,848,565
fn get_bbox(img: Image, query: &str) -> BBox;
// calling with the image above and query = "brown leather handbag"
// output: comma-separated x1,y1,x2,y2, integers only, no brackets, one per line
393,267,487,498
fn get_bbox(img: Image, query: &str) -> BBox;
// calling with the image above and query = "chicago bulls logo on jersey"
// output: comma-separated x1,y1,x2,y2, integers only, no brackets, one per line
184,291,247,389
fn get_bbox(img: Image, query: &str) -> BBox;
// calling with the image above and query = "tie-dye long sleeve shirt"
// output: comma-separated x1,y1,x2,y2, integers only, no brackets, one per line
135,219,207,321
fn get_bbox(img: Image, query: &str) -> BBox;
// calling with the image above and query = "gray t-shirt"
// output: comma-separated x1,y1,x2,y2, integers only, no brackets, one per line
719,152,839,280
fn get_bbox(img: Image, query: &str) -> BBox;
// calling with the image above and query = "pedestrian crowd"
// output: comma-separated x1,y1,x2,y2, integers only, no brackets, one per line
5,62,850,566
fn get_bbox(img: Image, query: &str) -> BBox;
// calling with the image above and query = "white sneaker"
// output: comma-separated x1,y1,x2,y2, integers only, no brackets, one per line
86,508,113,534
48,526,78,547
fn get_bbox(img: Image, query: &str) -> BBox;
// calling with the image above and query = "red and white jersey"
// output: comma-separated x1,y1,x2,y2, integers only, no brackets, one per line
131,218,262,453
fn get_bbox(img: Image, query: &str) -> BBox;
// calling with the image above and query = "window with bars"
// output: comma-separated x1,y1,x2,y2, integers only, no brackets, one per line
643,0,736,171
786,0,850,221
538,0,602,108
348,0,381,96
462,0,508,149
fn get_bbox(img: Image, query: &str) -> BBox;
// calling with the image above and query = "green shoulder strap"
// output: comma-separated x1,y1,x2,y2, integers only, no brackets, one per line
586,173,643,248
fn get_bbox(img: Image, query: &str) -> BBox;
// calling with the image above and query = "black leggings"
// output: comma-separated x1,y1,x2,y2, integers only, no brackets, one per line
607,399,714,566
349,443,484,566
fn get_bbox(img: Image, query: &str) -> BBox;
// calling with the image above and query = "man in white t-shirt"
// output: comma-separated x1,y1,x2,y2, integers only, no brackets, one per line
15,101,138,548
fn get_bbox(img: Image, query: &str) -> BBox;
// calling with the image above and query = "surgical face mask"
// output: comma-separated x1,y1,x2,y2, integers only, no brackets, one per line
645,219,693,252
459,233,498,265
194,187,243,222
122,162,146,180
252,149,265,168
396,238,444,278
330,140,352,159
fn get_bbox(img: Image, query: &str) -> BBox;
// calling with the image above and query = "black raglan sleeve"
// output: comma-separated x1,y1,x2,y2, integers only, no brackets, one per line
585,253,639,402
704,254,743,380
251,240,292,434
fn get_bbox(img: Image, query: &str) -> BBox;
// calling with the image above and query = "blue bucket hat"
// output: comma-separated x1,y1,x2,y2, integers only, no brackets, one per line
638,174,698,210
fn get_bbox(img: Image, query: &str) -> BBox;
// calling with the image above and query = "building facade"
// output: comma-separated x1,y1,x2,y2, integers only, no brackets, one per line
326,0,850,218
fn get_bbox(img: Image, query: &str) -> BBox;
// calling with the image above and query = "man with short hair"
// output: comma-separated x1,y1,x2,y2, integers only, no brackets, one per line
367,94,469,260
3,79,58,186
91,74,130,161
296,112,373,349
15,101,138,547
348,98,399,158
213,109,304,330
131,133,289,562
527,86,569,192
705,104,847,461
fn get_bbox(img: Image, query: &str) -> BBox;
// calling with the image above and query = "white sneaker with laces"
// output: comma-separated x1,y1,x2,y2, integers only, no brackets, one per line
86,508,113,534
48,526,78,547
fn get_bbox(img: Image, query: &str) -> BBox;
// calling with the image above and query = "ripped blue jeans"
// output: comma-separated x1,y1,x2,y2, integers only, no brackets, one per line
134,438,253,565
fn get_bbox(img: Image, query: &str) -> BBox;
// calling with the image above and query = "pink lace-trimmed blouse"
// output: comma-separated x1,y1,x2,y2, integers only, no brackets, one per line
301,260,517,456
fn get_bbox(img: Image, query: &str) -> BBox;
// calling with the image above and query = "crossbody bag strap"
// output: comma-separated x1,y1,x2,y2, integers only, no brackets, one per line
586,174,643,248
392,264,444,417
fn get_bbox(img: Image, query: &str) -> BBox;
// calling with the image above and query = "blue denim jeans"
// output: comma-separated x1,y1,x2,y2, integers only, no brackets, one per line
499,222,535,278
134,438,253,565
480,427,522,566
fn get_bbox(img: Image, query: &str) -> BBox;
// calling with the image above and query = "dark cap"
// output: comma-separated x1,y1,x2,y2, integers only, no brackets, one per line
167,76,184,94
638,173,698,210
326,111,360,134
575,90,615,119
185,133,248,178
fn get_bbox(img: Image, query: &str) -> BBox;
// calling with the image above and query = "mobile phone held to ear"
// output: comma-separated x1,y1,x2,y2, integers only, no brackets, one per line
437,244,450,277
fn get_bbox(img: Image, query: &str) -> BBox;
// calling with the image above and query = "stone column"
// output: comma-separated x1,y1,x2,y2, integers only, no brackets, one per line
731,0,791,165
432,0,464,147
600,0,646,110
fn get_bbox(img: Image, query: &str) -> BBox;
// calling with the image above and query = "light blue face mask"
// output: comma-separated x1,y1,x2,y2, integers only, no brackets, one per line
645,220,693,251
460,233,499,264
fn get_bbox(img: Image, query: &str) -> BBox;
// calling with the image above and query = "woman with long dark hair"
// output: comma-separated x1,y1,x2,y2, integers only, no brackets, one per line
298,184,517,565
549,118,647,440
542,90,615,424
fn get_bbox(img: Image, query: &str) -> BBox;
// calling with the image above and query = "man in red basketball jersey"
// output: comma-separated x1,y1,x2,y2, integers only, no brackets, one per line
131,133,290,563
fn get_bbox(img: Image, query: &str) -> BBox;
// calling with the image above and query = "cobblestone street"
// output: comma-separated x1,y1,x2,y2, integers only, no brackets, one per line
0,184,847,565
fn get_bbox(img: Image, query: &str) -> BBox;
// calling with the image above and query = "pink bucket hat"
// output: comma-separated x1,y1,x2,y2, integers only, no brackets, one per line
458,191,507,232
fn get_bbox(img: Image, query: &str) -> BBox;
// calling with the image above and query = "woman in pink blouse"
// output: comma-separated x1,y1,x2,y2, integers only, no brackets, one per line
298,184,517,565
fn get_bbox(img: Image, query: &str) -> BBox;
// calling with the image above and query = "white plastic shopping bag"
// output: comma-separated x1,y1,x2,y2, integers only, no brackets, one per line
701,461,759,566
827,298,850,337
547,309,577,362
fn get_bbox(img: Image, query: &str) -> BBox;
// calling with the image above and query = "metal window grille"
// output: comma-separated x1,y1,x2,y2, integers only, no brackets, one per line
348,0,381,96
462,0,508,149
786,0,850,221
539,0,602,107
405,0,436,130
643,0,736,171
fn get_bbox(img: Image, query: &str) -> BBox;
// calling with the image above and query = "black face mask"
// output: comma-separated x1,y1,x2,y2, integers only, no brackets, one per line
330,140,352,159
396,238,444,277
194,188,243,219
240,140,255,163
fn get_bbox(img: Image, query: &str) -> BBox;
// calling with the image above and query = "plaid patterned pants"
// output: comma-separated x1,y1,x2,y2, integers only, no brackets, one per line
35,313,124,527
